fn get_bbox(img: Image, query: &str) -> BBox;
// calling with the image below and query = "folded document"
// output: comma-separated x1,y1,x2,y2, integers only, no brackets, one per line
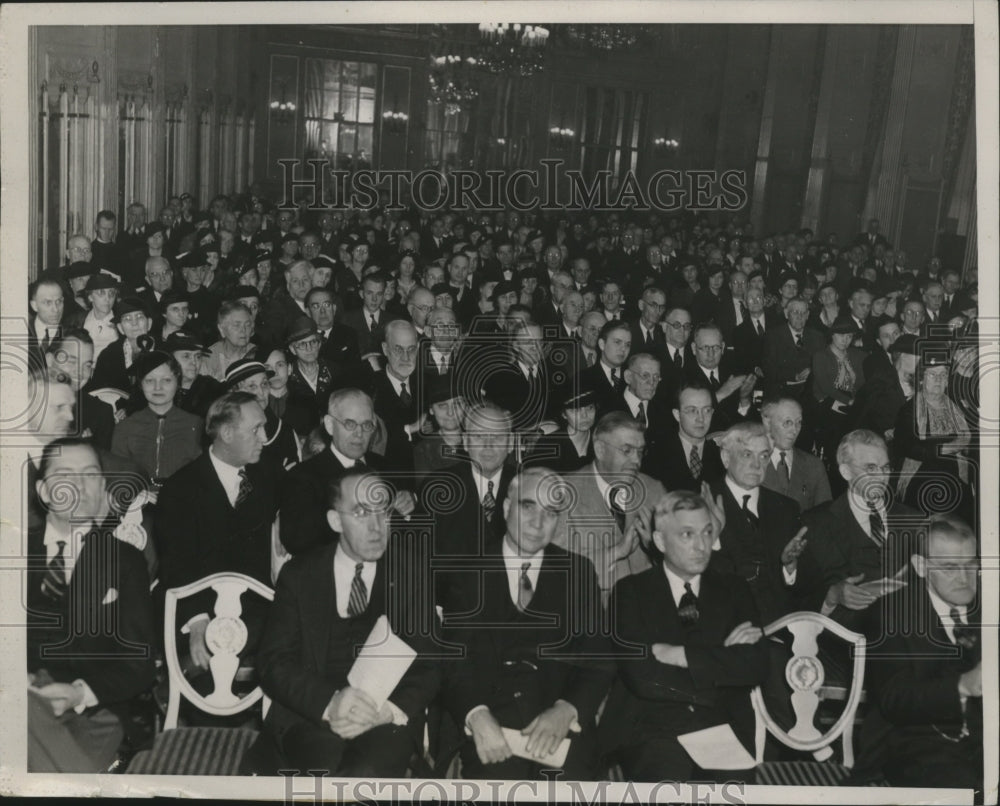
346,615,416,709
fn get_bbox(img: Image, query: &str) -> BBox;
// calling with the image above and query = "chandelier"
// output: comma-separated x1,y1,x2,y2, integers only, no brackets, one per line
565,24,639,51
477,23,549,77
428,52,480,115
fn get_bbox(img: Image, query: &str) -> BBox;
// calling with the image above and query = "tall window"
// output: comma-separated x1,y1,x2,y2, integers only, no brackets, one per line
303,59,376,172
424,100,472,171
579,87,647,182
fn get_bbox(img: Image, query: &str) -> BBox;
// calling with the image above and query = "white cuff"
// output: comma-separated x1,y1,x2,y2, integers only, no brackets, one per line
71,679,99,713
820,599,836,617
464,704,490,735
386,699,409,727
782,565,797,586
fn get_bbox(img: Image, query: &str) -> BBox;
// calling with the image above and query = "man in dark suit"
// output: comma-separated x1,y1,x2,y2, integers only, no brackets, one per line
44,329,116,451
851,333,917,439
421,216,451,263
853,218,891,251
258,260,312,348
341,273,400,359
657,306,694,407
580,321,631,417
686,323,756,432
305,286,363,381
605,353,670,476
628,286,668,365
660,383,725,491
444,253,479,329
279,388,416,555
369,320,421,473
759,396,832,512
154,392,278,672
762,298,825,399
416,306,462,381
708,422,806,625
444,468,611,780
863,515,982,792
863,316,901,381
28,278,66,367
27,438,156,772
481,322,557,432
731,287,775,375
423,402,517,614
257,469,440,776
795,429,921,637
601,489,770,781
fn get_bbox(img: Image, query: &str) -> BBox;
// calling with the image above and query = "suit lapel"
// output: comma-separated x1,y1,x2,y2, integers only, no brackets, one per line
304,546,337,670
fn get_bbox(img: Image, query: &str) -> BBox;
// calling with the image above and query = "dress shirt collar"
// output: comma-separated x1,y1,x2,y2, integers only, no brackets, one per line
333,542,377,618
502,534,543,607
750,313,766,329
678,432,705,456
770,446,793,471
725,476,759,515
208,446,244,507
788,323,804,340
623,388,645,418
926,585,967,643
695,362,718,382
330,443,365,469
517,360,537,380
34,318,55,342
43,518,86,583
429,345,452,367
667,344,684,364
471,465,503,502
599,360,617,384
592,468,629,511
662,563,701,606
385,370,411,397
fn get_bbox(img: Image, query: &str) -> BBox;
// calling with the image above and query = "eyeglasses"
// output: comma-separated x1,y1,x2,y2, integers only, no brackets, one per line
120,313,147,325
331,416,377,433
389,345,418,358
599,440,646,459
633,371,661,383
293,337,321,349
695,344,724,354
336,504,390,519
412,304,433,314
309,301,334,310
666,321,692,331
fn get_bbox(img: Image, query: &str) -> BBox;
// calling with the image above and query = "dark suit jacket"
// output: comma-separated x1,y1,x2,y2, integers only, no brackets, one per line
154,451,278,629
761,447,832,512
481,359,556,431
522,430,593,475
258,542,440,742
601,566,769,755
319,323,362,369
658,431,724,491
280,448,384,556
731,315,777,375
863,588,982,788
420,459,516,612
762,325,826,397
628,321,667,365
604,392,672,477
369,370,418,474
341,309,400,358
851,371,908,435
709,480,802,624
862,346,894,381
27,524,157,720
258,294,307,349
87,338,131,393
445,541,612,730
580,362,624,417
796,493,920,636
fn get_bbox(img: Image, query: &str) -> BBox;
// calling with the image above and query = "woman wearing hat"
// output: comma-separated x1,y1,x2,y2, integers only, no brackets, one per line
412,378,466,478
893,352,975,525
88,297,154,393
334,235,373,312
277,231,300,271
165,331,222,420
811,316,866,464
111,351,203,489
285,315,335,420
522,386,597,474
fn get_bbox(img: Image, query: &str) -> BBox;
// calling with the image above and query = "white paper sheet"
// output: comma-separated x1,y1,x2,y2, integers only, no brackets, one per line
501,727,571,768
677,723,756,770
346,615,417,709
858,577,908,597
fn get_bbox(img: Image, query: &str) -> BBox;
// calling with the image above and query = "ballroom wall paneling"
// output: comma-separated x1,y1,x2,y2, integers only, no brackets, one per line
31,25,118,275
379,65,412,171
713,25,770,187
818,26,881,242
761,25,825,235
750,28,777,236
801,28,842,236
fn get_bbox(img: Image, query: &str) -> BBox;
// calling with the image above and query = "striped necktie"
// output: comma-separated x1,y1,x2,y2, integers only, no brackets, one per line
236,468,253,506
347,562,368,617
41,540,68,602
517,562,533,613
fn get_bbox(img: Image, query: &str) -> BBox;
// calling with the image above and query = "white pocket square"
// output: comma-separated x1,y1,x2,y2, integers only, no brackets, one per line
101,588,119,605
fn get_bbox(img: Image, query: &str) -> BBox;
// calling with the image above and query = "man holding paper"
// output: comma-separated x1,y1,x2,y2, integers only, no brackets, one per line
794,429,920,638
256,469,438,776
600,489,769,782
445,468,611,780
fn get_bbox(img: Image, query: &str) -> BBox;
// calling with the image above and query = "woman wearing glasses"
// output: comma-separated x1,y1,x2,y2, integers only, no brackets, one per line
893,353,975,526
285,316,335,421
524,386,598,474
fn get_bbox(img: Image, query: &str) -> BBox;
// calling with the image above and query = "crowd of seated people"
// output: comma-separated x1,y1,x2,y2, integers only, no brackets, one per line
23,193,983,793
